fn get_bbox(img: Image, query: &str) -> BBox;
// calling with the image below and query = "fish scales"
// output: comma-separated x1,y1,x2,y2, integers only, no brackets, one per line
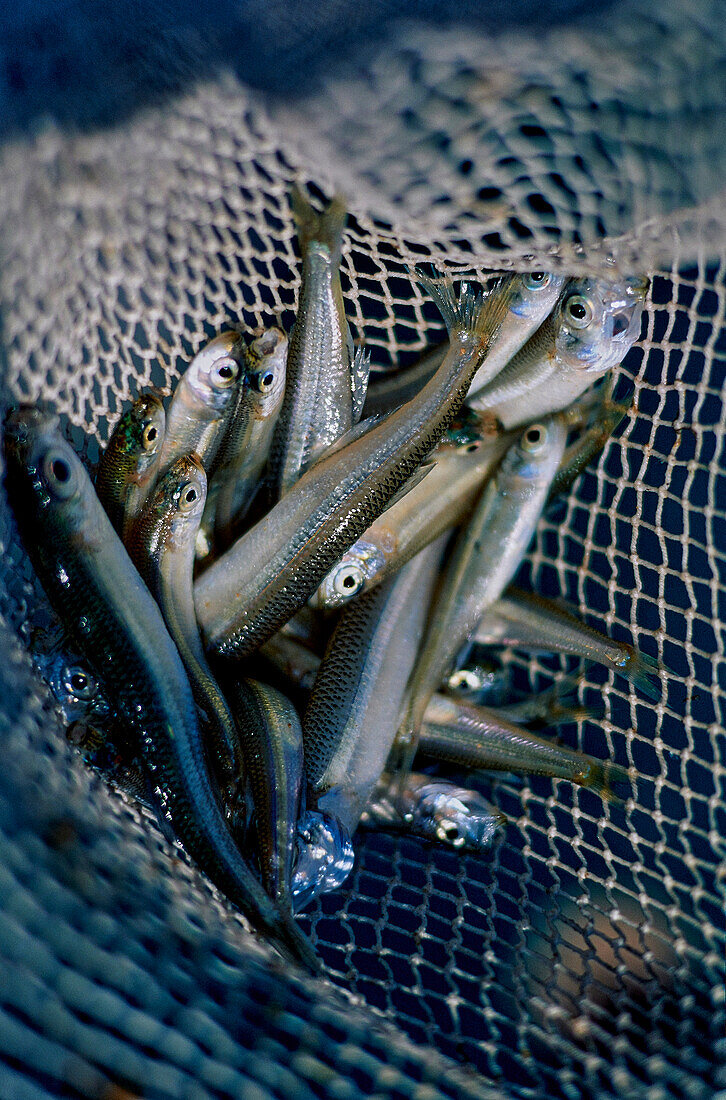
230,679,303,906
95,391,165,540
392,414,568,778
420,693,630,801
4,409,318,973
270,189,355,498
195,275,519,659
127,455,245,790
303,539,443,834
312,428,513,609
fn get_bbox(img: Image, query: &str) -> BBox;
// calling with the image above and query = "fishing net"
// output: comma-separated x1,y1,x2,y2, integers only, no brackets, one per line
0,0,724,1096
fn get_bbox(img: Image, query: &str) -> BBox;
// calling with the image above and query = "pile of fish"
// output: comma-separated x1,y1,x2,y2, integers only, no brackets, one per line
6,186,658,974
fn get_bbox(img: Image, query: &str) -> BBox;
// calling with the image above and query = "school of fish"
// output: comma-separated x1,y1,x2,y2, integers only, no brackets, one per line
7,184,656,973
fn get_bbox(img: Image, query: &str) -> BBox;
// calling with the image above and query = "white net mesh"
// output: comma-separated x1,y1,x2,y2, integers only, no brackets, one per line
0,0,724,1095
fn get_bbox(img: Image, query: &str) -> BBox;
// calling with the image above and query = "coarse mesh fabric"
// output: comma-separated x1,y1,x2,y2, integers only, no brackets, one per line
0,0,724,1097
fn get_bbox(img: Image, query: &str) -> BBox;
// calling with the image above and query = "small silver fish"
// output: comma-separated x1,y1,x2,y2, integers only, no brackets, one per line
126,454,245,793
362,772,505,851
362,271,566,418
469,276,648,428
4,407,317,972
270,187,369,498
392,415,567,779
158,330,244,477
468,270,567,397
475,586,663,700
202,326,288,552
303,539,445,836
31,642,111,727
95,391,166,541
195,274,518,659
420,694,630,802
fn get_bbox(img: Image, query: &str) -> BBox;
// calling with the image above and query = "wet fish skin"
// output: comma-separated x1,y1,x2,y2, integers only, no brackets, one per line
195,274,519,660
467,270,567,396
210,326,288,547
474,586,663,700
158,330,244,477
469,276,648,428
362,271,565,418
548,387,633,502
362,344,446,418
420,694,630,801
269,188,358,498
4,407,318,973
95,391,165,540
228,679,304,908
311,426,512,610
392,415,568,779
126,454,245,794
303,538,445,837
361,772,505,851
259,633,321,696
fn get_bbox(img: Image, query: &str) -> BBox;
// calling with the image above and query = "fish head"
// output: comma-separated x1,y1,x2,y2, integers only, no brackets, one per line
499,416,568,492
413,781,505,850
5,406,98,530
246,326,288,410
311,538,386,609
554,277,646,373
598,275,649,367
159,454,207,550
34,647,110,724
184,330,244,415
509,271,567,321
113,391,165,476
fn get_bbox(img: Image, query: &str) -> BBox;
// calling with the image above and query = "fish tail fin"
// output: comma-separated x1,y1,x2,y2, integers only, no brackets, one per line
470,274,520,350
291,184,347,261
413,266,472,334
577,758,633,804
547,698,606,725
619,646,663,701
547,673,605,725
414,266,518,341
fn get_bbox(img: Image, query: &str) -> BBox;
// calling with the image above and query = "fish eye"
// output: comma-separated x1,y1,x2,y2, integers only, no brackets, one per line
437,820,464,847
63,665,97,701
210,356,239,389
42,449,76,498
612,311,630,336
254,369,276,392
142,421,160,450
333,564,364,598
523,272,551,290
448,669,479,692
564,294,594,329
178,481,201,513
460,440,481,453
520,422,548,453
